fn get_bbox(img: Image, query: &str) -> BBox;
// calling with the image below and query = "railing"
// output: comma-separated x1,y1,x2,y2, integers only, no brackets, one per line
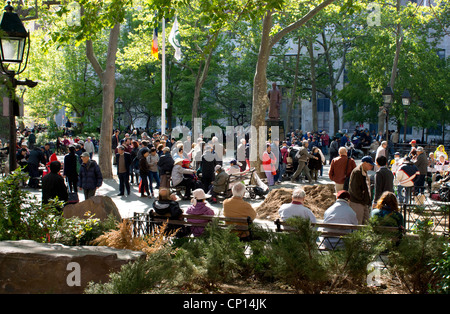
396,184,450,235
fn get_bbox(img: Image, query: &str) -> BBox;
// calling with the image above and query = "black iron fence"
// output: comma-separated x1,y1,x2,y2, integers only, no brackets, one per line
396,185,450,236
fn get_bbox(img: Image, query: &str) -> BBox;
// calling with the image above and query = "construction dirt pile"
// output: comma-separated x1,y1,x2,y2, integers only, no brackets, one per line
256,184,337,220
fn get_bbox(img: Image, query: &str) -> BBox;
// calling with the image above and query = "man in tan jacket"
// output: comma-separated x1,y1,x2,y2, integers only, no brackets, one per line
223,182,257,239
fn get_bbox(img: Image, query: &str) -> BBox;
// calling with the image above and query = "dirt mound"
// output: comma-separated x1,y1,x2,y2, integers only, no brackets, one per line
256,184,337,220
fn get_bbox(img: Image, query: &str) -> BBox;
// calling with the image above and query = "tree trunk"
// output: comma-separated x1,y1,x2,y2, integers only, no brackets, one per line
286,37,302,132
86,23,121,179
250,0,337,173
307,38,318,131
191,33,219,123
250,11,273,173
379,0,403,134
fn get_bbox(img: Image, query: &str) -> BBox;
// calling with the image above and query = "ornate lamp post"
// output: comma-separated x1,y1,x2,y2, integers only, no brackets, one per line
239,102,246,125
0,1,36,173
381,85,394,147
115,97,123,130
401,89,411,143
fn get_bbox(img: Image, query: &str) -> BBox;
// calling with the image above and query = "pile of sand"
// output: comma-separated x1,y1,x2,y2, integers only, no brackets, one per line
256,184,337,220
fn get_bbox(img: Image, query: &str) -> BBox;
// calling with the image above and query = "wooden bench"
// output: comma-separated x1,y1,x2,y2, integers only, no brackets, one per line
273,218,401,251
132,210,254,240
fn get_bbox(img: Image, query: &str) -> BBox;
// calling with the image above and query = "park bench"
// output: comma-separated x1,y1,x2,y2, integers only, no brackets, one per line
131,210,254,240
273,219,401,251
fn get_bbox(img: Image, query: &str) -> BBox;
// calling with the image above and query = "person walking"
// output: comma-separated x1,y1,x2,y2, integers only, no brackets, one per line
63,145,80,194
348,156,375,224
139,148,151,198
116,145,132,196
42,161,68,211
291,140,318,183
78,152,103,200
262,143,277,186
147,147,161,197
373,155,394,205
329,147,356,192
84,137,95,159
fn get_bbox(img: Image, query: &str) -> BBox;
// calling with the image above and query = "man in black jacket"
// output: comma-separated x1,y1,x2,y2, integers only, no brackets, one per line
116,145,132,196
27,147,45,188
157,147,174,188
373,155,394,205
413,146,427,194
42,161,68,211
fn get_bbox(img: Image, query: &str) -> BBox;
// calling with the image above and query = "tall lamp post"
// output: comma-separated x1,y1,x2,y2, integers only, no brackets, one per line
382,85,394,147
115,97,123,130
239,102,246,125
401,89,411,143
0,1,36,173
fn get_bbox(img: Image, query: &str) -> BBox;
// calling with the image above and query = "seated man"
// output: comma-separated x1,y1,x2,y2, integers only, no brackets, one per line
152,188,188,237
278,187,316,223
209,165,229,203
321,190,359,249
171,158,196,200
223,182,257,240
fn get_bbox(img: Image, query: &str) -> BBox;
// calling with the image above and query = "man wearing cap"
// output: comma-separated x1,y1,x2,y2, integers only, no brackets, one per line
171,158,196,200
209,165,229,203
322,190,358,249
408,140,417,158
348,156,375,224
413,146,427,194
78,152,103,200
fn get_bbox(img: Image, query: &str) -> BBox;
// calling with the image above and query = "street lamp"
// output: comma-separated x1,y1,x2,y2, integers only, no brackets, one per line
0,1,36,173
382,85,394,146
115,97,123,130
239,102,246,125
401,89,411,143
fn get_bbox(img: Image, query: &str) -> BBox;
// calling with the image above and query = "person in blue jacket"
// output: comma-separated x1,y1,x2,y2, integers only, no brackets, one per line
78,152,103,200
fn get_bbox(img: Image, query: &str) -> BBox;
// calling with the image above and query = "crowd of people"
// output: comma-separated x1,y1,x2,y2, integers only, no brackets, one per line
4,124,450,240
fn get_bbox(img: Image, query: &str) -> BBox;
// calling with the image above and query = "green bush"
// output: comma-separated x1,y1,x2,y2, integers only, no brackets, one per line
430,242,450,294
0,168,115,245
85,246,176,294
172,219,247,289
388,219,446,294
0,168,60,241
264,217,329,294
326,223,390,291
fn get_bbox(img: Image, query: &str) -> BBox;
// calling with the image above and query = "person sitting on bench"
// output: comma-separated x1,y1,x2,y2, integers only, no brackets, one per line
171,158,196,200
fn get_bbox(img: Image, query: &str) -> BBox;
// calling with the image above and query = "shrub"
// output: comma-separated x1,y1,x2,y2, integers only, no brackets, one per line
430,242,450,294
172,219,248,290
0,168,61,241
85,246,176,294
264,217,329,293
326,223,390,291
388,219,446,294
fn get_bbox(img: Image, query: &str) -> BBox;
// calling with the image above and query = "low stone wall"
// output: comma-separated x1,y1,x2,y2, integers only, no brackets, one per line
0,240,146,294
